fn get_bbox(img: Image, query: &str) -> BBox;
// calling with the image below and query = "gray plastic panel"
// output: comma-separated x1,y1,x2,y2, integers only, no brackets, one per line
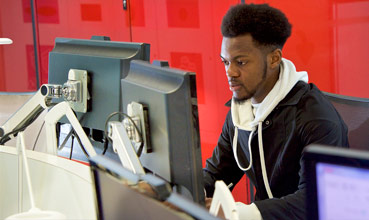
48,37,150,131
121,60,204,205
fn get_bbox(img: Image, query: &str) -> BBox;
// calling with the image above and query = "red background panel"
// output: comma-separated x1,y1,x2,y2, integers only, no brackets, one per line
1,0,132,92
127,0,145,27
80,4,102,22
0,0,34,92
23,0,60,24
36,0,60,24
166,0,200,28
170,52,205,104
22,0,33,23
26,44,37,90
0,46,4,90
25,44,53,87
334,0,369,98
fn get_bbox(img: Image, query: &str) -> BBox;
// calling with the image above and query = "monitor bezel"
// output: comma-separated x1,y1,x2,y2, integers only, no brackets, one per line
304,145,369,220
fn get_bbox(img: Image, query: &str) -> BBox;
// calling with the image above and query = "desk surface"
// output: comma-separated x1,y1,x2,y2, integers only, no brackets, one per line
0,145,96,219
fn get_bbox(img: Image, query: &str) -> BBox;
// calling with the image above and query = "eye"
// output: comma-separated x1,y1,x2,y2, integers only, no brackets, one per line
237,60,246,66
221,60,229,66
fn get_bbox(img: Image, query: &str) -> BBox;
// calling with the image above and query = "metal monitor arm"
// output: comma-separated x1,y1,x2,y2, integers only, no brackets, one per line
44,101,96,156
106,101,151,174
0,69,96,157
107,121,145,175
0,84,60,144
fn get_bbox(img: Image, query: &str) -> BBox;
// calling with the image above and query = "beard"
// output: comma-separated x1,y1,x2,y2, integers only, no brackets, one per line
233,60,268,104
233,86,251,104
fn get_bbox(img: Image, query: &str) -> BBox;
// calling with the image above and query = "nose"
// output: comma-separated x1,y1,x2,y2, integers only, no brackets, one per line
226,63,239,78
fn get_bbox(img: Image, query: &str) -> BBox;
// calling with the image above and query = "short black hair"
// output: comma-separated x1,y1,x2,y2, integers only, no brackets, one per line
221,4,292,49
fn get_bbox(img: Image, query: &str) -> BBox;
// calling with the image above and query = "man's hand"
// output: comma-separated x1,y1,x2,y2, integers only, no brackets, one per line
136,181,157,197
205,197,225,219
205,197,213,209
134,181,185,213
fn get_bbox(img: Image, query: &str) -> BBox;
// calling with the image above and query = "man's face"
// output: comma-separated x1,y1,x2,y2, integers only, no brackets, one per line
220,34,270,103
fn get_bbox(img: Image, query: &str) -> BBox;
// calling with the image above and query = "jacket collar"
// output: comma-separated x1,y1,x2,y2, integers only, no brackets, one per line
225,99,232,107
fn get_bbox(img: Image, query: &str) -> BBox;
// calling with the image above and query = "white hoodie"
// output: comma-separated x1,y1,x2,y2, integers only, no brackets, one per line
231,58,308,219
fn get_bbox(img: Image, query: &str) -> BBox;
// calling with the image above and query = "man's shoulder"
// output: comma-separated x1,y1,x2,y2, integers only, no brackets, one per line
297,82,331,108
285,82,342,123
278,81,310,106
279,81,327,106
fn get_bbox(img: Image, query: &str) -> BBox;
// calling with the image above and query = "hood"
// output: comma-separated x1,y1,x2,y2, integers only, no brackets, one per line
231,58,308,131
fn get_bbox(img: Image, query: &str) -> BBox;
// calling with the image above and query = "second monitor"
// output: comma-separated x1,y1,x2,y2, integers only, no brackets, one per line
121,60,204,205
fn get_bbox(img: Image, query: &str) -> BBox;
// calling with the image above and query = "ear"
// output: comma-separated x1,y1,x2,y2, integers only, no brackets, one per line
268,48,282,69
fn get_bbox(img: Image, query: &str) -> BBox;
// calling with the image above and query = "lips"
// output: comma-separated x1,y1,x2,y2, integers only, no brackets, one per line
229,82,242,92
229,84,241,92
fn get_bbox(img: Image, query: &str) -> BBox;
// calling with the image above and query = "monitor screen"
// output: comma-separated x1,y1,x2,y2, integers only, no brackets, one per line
304,145,369,220
121,60,204,205
316,162,369,220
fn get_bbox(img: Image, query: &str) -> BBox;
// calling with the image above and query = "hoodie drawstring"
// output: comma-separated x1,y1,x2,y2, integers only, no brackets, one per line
233,123,274,199
257,121,273,199
233,126,254,171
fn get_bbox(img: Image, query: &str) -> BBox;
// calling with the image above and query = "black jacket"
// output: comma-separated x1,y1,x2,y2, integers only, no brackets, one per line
203,82,349,220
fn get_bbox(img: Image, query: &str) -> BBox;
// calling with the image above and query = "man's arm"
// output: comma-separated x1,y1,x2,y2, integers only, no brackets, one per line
203,111,245,197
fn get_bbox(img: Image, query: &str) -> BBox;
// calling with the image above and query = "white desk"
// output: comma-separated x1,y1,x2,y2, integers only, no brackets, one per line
0,145,96,219
1,93,96,219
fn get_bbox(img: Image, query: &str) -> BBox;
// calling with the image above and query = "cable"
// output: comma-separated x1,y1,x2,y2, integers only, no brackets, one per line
3,104,50,144
58,128,73,151
31,107,48,151
69,135,74,160
0,107,43,145
32,121,45,151
0,123,30,145
58,113,86,151
102,137,108,155
73,130,90,158
0,102,58,146
72,113,90,158
57,112,89,159
103,111,144,157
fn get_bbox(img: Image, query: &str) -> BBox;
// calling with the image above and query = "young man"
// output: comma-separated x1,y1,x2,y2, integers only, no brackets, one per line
203,4,349,220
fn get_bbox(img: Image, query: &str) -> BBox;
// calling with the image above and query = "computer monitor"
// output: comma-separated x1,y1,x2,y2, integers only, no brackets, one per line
90,155,218,220
304,145,369,220
2,37,149,147
48,36,150,136
121,60,204,205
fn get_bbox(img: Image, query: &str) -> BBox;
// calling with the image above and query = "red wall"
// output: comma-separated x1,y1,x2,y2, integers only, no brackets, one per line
1,0,368,203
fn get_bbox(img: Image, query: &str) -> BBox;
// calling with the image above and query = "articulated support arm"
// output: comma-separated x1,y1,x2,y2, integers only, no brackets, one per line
108,121,145,175
0,84,61,144
44,101,96,157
